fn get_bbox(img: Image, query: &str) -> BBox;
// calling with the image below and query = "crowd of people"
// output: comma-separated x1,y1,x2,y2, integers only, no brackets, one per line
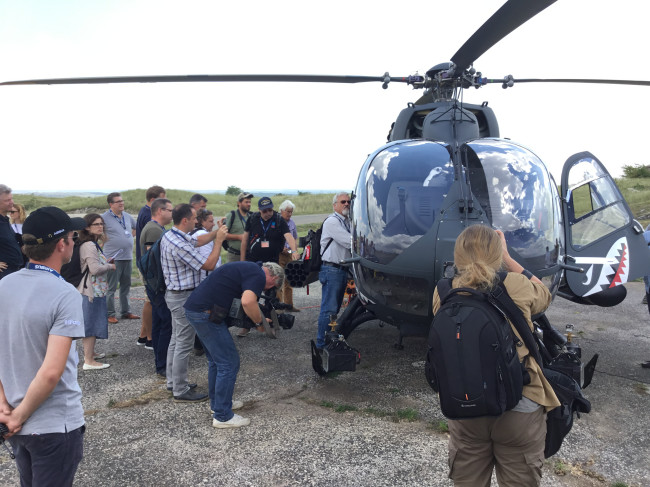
4,184,629,486
0,184,355,485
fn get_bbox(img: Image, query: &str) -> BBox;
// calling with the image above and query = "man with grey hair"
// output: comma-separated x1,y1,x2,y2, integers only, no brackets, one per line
0,184,24,280
316,192,352,349
184,261,284,428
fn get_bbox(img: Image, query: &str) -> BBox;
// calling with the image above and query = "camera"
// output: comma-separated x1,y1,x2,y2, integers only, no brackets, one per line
227,288,295,331
0,423,15,459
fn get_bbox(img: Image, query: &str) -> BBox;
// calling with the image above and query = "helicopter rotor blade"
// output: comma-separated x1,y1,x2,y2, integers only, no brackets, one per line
485,77,650,87
449,0,557,78
0,73,419,87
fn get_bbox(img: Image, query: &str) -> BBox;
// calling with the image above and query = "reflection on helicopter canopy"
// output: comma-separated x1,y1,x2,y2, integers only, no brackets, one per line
354,140,454,265
465,139,563,273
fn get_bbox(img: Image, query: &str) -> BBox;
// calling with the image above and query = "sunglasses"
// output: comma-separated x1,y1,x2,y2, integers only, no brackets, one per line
338,200,351,204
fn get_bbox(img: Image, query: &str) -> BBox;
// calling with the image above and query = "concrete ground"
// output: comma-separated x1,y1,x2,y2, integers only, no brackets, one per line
1,281,649,487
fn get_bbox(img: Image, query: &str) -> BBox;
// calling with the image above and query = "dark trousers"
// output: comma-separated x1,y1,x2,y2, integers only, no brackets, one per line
9,425,85,487
149,291,172,375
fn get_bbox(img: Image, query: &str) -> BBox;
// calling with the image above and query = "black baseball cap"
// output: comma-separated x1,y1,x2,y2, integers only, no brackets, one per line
22,207,87,245
258,197,273,210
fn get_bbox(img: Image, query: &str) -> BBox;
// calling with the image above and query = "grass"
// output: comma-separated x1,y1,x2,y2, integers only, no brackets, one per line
13,189,337,217
430,419,448,433
318,401,420,422
553,459,570,476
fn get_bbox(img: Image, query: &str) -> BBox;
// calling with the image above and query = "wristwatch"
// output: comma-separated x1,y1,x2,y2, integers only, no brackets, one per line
287,250,294,254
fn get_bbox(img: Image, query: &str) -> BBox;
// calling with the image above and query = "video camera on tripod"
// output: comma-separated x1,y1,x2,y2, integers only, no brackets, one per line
227,288,295,335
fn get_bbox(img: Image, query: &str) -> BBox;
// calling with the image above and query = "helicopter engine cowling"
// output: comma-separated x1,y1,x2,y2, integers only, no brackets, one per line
421,101,480,145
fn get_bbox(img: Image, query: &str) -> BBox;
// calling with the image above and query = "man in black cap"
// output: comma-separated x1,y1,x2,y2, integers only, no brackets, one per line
240,196,300,265
0,206,87,486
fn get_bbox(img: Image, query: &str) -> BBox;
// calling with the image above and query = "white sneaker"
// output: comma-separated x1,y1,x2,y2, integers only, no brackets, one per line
210,400,244,416
212,414,250,429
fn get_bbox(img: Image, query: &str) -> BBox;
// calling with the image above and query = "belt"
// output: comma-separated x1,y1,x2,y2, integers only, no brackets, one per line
170,288,194,294
227,248,241,255
322,261,345,270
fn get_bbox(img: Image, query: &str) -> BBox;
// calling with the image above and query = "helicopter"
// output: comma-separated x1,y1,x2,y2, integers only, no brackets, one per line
2,0,650,361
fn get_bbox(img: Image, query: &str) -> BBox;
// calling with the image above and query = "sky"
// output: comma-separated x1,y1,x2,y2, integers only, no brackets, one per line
1,0,649,194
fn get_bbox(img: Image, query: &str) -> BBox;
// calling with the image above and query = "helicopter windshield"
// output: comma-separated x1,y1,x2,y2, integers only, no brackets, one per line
354,140,454,265
464,139,562,273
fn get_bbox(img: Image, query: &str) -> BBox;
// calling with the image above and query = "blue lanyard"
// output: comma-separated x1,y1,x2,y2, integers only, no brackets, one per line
109,210,126,230
27,263,66,282
260,217,274,237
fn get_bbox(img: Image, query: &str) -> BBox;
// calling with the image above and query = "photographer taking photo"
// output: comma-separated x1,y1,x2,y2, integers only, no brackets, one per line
183,261,284,429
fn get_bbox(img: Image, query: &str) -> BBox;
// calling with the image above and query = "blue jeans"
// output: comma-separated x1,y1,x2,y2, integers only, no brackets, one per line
317,264,348,348
185,309,240,422
9,425,85,487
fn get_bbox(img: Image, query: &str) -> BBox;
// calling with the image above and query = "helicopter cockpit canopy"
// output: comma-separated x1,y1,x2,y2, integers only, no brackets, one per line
464,139,563,275
353,140,454,265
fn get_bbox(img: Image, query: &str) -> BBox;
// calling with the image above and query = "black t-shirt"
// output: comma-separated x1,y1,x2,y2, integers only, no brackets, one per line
244,211,290,263
184,261,266,312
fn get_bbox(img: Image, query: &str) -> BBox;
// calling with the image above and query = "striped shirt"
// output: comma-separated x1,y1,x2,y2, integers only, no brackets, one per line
160,228,206,291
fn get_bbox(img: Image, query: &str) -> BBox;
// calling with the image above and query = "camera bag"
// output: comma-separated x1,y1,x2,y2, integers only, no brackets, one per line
425,275,526,419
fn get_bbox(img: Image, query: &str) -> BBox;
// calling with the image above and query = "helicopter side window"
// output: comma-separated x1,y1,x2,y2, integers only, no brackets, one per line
566,160,629,248
355,141,453,265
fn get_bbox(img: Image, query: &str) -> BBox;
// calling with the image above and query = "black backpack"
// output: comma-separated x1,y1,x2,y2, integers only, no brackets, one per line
60,240,89,289
301,217,333,273
138,231,167,298
425,275,526,419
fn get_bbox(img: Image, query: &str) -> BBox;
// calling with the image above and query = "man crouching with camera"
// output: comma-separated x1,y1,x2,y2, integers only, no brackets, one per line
183,261,284,428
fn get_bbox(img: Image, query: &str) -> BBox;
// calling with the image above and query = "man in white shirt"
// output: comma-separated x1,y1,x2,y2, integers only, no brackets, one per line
316,192,352,349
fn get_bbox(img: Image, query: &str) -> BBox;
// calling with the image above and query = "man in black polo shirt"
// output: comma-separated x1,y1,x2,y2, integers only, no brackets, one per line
184,261,284,428
0,185,23,280
240,197,299,264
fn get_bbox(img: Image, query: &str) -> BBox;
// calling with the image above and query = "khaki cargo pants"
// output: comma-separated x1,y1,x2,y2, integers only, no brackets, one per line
447,407,546,486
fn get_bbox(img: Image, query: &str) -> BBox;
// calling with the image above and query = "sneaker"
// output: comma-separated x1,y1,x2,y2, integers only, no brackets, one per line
136,337,147,346
212,414,250,429
173,390,208,402
236,328,250,338
145,340,154,350
643,295,648,305
168,383,197,392
642,361,650,369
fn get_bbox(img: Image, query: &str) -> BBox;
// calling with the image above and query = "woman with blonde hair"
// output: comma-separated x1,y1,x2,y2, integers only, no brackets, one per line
78,213,116,370
9,203,26,234
432,224,559,487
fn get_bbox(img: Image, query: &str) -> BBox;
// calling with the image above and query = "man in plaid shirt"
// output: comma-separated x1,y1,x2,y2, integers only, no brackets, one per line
161,203,227,402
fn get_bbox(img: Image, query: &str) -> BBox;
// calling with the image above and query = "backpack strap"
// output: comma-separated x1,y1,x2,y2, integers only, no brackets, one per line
319,216,335,257
227,210,236,232
489,272,543,367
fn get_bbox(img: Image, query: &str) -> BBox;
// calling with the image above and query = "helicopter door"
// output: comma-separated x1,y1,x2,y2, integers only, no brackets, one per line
560,152,650,298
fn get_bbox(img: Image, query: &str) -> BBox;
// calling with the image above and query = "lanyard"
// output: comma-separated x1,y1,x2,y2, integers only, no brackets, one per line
27,263,66,282
334,213,350,233
109,210,126,230
260,217,274,238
